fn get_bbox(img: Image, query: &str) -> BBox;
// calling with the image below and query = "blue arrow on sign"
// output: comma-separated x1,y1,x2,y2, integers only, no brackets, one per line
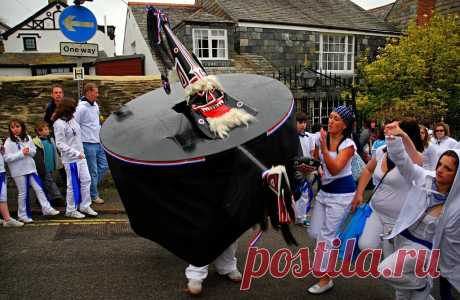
59,5,97,43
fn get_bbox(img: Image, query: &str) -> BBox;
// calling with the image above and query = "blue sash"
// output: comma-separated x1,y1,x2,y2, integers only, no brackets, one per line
0,172,5,199
24,173,48,218
400,229,433,249
69,162,82,208
320,175,356,194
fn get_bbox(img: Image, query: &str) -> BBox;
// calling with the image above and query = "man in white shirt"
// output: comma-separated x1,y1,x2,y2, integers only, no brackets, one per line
74,83,108,204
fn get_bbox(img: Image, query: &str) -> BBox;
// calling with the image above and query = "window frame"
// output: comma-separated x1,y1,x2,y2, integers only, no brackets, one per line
23,37,37,51
318,34,354,74
192,28,228,60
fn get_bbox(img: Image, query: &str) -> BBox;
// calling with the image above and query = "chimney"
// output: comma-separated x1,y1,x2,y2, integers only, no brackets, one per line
416,0,436,26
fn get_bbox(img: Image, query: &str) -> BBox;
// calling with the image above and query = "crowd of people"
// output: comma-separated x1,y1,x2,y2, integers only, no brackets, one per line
295,108,459,299
0,83,108,227
1,89,459,299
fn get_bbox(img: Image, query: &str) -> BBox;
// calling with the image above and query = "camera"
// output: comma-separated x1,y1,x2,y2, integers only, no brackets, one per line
293,156,321,169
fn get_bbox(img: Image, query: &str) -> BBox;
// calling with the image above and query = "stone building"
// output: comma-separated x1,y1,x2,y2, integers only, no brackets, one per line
368,0,460,31
124,0,399,77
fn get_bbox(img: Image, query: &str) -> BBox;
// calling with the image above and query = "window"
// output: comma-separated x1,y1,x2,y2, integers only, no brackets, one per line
317,34,354,73
193,29,227,60
23,37,37,51
33,66,72,76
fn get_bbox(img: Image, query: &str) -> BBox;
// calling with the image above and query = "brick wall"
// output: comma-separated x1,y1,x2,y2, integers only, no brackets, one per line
0,75,161,138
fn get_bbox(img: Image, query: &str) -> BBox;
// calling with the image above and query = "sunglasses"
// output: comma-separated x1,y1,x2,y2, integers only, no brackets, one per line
435,129,445,132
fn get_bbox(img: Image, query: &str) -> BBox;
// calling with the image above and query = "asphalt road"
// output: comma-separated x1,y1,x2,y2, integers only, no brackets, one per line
0,215,454,300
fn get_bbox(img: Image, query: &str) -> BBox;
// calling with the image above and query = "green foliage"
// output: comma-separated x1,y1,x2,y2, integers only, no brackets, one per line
357,14,459,125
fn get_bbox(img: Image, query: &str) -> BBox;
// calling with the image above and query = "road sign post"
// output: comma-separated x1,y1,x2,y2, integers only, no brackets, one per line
59,5,98,101
59,5,97,43
60,42,98,57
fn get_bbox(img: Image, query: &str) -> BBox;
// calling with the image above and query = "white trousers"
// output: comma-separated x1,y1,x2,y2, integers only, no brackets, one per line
295,191,310,221
308,190,354,272
378,235,432,300
359,210,396,258
64,160,92,213
13,173,53,220
185,241,238,281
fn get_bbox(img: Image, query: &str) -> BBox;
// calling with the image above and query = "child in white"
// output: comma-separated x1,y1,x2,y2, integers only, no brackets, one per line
294,112,316,225
4,119,59,223
0,140,24,227
53,98,98,218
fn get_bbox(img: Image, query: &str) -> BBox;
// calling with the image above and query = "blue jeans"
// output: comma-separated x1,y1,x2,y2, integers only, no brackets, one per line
83,143,109,200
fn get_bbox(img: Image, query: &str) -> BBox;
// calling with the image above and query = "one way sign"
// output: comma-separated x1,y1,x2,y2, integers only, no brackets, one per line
60,42,98,57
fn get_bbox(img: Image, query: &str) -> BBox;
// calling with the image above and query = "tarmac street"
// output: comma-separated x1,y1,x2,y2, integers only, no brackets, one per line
0,214,453,300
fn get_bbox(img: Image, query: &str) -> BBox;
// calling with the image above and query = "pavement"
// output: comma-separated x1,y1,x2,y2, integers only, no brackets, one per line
5,175,126,216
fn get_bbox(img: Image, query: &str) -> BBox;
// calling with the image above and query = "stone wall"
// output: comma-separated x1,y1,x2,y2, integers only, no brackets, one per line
176,23,236,68
234,26,387,70
0,75,161,138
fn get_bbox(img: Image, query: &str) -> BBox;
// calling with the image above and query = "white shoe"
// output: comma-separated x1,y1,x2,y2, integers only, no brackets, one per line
92,197,104,204
186,279,202,295
225,270,242,282
65,211,85,219
19,217,34,224
44,208,60,216
3,218,24,227
307,280,334,294
79,207,98,217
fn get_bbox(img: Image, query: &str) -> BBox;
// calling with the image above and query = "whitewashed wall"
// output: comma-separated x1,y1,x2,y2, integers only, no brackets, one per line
122,8,159,75
3,4,115,56
0,68,32,76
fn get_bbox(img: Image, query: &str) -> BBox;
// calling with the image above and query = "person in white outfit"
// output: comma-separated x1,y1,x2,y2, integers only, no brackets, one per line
185,241,242,295
307,105,356,294
420,125,438,171
74,83,108,205
379,121,460,300
431,122,457,161
0,139,24,227
294,112,316,226
53,98,98,219
351,119,423,263
4,119,59,223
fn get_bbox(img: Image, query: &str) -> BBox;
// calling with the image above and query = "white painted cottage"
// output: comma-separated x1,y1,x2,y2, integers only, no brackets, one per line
0,0,115,76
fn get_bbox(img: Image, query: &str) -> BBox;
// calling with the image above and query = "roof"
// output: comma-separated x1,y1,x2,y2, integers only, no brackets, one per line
367,2,395,20
0,21,10,30
183,8,234,24
215,0,399,34
2,0,115,39
0,52,107,67
128,0,397,34
129,3,200,29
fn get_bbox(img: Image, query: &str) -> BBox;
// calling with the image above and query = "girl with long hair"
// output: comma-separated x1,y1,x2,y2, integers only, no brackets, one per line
379,122,460,299
4,119,59,223
351,119,423,281
420,125,438,171
53,98,98,219
307,105,356,294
